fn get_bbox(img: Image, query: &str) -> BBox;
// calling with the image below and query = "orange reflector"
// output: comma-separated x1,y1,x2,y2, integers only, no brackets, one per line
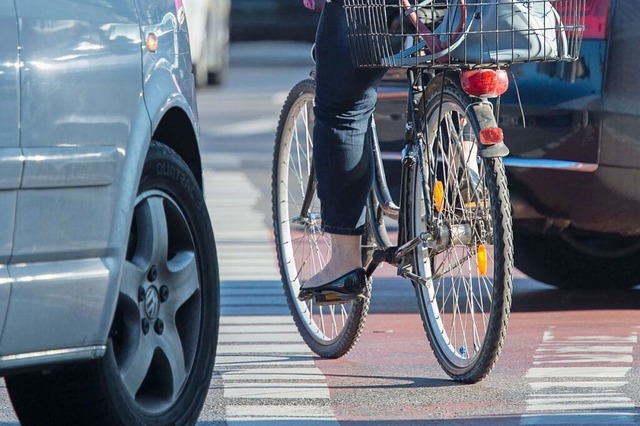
479,127,504,145
434,181,444,212
477,244,488,276
146,33,158,53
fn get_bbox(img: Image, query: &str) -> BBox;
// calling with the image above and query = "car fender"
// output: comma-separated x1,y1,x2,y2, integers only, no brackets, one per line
98,5,201,347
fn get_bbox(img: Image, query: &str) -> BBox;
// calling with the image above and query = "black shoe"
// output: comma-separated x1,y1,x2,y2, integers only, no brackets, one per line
297,268,368,305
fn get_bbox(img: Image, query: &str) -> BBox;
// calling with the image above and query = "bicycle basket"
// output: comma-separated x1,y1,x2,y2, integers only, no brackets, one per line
343,0,586,68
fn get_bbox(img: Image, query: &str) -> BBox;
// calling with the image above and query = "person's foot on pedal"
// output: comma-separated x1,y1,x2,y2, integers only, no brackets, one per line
298,268,367,304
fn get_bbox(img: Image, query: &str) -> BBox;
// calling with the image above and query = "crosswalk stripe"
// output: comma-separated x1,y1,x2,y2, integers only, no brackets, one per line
218,333,306,344
220,324,299,333
216,343,311,355
222,367,328,381
223,382,330,399
215,355,316,367
204,167,336,422
226,405,335,419
520,327,638,425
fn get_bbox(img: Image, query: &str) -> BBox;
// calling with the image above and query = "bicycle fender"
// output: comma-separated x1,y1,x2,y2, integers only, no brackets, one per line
422,71,459,100
471,103,510,158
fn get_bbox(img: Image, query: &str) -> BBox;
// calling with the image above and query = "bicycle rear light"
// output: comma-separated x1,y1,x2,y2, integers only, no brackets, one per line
461,69,509,98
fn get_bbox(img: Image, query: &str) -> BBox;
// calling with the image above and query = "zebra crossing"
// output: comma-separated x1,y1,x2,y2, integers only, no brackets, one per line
521,325,639,425
203,168,339,424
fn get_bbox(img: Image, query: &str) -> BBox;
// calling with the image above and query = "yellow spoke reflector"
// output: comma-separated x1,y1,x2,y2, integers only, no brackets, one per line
434,180,444,212
477,244,488,276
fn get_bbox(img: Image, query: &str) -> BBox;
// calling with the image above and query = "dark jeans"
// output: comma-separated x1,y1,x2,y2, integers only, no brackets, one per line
313,1,388,236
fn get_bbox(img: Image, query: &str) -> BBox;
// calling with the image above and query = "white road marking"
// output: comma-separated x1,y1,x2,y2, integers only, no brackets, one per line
227,404,336,420
223,382,331,399
205,168,336,423
521,327,638,424
526,367,631,378
521,412,639,425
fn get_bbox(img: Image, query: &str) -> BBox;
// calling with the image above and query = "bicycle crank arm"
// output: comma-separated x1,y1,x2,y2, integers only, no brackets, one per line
365,247,398,277
364,247,433,289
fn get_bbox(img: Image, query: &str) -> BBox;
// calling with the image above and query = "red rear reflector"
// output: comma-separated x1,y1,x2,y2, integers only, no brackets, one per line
461,69,509,98
479,127,503,145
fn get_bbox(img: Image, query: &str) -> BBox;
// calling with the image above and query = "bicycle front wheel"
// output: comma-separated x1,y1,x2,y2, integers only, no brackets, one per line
271,79,370,358
409,85,513,382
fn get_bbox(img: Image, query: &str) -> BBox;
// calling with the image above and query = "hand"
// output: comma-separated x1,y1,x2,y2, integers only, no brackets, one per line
304,0,326,11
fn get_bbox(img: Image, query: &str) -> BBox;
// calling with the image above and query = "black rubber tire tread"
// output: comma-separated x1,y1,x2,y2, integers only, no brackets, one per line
411,85,513,383
271,79,371,358
6,142,219,425
514,233,640,289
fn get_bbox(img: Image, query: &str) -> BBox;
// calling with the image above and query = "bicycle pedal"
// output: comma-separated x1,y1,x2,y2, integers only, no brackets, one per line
313,292,367,306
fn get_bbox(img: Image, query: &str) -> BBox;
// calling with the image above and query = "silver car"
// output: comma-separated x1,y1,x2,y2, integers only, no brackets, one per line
0,0,219,424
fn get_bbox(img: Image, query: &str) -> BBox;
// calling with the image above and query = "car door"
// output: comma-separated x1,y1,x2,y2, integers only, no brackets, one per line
0,0,144,355
0,1,19,344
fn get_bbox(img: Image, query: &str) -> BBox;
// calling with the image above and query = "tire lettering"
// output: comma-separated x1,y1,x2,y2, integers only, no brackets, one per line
157,162,198,199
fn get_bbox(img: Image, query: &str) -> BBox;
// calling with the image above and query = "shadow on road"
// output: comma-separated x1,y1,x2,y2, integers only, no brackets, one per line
511,280,640,312
367,276,640,315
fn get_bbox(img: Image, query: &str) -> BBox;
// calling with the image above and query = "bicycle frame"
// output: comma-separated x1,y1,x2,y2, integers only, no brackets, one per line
364,67,432,278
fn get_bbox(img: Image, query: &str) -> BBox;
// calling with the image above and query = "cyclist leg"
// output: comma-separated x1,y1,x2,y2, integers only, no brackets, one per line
303,0,387,291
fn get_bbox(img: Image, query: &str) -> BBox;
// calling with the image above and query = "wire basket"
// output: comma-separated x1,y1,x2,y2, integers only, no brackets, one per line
343,0,586,68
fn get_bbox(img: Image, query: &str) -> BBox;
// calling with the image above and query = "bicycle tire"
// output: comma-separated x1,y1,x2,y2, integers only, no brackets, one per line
408,84,513,383
271,79,371,358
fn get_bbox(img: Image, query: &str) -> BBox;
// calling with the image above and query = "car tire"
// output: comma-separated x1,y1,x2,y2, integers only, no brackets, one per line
6,141,219,425
514,233,640,289
207,67,225,87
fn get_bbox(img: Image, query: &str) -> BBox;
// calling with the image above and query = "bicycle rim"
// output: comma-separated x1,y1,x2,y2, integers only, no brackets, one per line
410,86,513,382
271,79,370,358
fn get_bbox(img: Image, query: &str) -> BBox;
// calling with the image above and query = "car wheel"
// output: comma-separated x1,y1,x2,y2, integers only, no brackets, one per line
514,232,640,289
207,67,225,87
6,141,219,425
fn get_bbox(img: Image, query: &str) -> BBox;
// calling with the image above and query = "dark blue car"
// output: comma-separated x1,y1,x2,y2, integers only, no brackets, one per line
375,0,640,289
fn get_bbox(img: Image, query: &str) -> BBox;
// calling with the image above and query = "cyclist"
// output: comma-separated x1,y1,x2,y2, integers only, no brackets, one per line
297,0,388,303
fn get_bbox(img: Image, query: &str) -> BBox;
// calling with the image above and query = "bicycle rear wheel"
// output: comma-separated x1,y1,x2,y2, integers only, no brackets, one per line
409,84,513,382
272,79,371,358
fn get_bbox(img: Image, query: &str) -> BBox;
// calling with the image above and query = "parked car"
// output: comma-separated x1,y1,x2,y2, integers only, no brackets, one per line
0,0,219,424
376,0,640,289
230,0,320,42
183,0,230,86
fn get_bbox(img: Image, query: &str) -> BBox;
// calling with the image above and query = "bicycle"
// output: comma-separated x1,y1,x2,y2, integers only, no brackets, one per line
272,0,585,383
